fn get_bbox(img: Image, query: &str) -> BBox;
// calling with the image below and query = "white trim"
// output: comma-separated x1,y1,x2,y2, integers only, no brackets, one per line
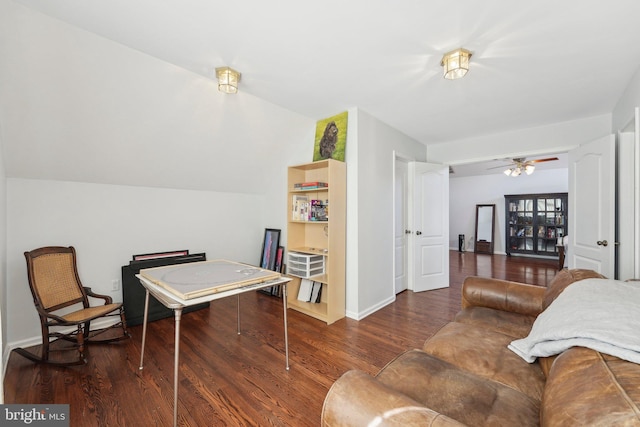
346,295,396,321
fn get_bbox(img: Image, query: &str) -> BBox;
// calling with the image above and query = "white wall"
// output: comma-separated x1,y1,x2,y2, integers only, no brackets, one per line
0,125,6,402
450,169,568,254
6,179,270,346
346,108,426,319
613,66,640,131
427,114,611,166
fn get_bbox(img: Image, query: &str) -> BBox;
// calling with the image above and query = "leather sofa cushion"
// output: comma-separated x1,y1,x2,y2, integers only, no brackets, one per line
542,347,640,426
423,322,545,401
376,350,540,427
543,268,605,310
454,306,536,338
461,276,545,316
322,369,465,426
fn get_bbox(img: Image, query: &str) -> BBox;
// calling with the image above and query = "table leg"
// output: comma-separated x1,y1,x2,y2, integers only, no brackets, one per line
139,289,150,370
282,282,289,370
237,294,241,335
173,308,182,427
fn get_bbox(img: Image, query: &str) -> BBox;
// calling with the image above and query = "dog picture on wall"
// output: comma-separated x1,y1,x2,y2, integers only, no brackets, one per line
313,111,348,162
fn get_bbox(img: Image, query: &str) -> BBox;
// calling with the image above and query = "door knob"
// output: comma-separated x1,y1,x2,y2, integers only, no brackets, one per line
405,229,412,234
597,240,608,247
416,231,422,235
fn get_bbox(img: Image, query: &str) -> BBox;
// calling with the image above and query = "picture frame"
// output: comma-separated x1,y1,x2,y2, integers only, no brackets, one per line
132,250,189,261
313,111,348,162
260,228,281,271
274,246,284,273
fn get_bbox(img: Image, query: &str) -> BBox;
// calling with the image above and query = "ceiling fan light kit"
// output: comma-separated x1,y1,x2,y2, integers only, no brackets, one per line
494,157,558,177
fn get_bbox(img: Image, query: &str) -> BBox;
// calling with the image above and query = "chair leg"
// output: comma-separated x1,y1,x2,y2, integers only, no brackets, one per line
13,323,86,366
76,324,85,362
120,307,130,337
40,323,50,361
84,320,91,339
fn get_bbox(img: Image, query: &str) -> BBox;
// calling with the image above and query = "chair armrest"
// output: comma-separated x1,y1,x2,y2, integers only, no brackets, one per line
38,307,70,325
322,370,464,426
461,276,545,317
84,287,113,304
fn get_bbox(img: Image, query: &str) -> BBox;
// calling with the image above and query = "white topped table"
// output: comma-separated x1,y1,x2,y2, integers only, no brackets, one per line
136,260,291,427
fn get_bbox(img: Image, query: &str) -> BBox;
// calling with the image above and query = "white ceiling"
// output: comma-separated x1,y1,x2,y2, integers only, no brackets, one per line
12,0,640,146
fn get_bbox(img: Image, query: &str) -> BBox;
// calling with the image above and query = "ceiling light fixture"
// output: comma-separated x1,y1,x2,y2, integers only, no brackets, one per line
504,167,521,177
215,66,241,94
440,48,472,80
504,165,535,177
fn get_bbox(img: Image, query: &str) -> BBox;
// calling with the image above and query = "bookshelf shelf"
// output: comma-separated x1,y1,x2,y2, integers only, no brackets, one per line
286,159,346,325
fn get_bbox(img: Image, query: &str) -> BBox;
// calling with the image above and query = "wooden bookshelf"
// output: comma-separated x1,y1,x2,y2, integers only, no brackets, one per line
286,159,346,324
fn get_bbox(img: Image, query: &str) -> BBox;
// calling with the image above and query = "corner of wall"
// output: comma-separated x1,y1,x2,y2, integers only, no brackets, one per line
0,125,7,403
345,107,359,316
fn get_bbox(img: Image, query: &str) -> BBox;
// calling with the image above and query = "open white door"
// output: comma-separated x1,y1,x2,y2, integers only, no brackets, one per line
412,162,449,292
568,134,615,278
394,158,409,294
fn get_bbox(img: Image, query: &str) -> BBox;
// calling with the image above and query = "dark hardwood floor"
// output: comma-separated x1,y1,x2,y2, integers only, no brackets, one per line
3,252,558,426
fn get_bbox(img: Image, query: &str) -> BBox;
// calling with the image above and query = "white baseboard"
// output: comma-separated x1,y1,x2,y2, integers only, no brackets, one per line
346,294,396,321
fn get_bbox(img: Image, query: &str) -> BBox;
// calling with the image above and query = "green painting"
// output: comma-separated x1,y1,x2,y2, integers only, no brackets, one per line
313,111,348,162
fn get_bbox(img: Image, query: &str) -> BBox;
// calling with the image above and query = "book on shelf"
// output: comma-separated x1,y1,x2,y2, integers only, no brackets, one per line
297,279,314,302
310,199,328,221
292,195,309,221
294,181,328,189
310,281,322,303
297,279,323,303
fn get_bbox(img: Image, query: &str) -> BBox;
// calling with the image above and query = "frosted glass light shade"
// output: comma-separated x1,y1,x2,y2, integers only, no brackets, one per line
441,48,472,80
215,67,241,93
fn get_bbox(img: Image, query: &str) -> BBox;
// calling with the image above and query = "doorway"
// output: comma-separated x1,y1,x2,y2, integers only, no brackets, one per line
394,155,410,294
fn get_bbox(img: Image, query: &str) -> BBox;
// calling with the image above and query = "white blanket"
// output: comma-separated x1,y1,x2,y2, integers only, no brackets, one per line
509,278,640,364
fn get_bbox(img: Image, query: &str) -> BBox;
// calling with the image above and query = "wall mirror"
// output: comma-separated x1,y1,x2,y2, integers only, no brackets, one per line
475,204,495,254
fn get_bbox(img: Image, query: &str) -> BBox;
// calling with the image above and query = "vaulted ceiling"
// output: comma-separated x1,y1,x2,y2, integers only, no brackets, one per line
11,0,640,146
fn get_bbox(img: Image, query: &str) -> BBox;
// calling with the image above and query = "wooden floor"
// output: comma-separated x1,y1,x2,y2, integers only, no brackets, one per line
4,252,558,426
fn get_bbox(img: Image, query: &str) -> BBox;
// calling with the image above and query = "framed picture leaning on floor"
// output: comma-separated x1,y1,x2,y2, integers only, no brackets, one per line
260,228,281,271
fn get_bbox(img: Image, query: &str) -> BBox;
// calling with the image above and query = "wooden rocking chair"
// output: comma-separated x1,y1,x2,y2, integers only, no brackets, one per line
14,246,129,366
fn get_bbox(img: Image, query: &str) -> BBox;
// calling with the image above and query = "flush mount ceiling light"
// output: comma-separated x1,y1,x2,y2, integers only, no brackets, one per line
215,66,241,94
440,48,472,80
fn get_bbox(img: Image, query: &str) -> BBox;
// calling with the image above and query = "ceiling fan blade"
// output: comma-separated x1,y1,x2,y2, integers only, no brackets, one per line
528,157,559,164
486,158,516,170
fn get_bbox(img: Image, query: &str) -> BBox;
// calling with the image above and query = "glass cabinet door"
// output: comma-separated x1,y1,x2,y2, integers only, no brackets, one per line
505,193,567,257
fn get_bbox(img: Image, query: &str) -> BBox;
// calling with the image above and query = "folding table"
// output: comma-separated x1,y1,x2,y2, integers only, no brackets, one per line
136,260,291,427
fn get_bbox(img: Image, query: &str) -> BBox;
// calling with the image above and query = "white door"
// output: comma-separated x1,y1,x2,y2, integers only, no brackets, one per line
568,134,615,278
394,159,409,294
412,162,449,292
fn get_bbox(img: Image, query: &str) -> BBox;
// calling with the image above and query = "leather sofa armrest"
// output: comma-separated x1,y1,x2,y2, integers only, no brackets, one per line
322,370,464,426
461,276,545,317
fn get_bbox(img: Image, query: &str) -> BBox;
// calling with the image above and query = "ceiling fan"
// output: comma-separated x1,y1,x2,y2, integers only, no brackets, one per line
489,157,559,176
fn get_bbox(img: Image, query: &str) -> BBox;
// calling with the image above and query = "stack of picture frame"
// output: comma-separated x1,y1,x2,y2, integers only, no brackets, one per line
258,228,285,297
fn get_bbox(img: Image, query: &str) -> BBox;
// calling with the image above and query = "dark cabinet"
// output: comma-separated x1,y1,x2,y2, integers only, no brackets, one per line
505,193,567,257
121,252,208,326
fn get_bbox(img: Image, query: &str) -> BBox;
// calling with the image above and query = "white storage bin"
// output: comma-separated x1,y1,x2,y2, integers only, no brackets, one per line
287,252,325,278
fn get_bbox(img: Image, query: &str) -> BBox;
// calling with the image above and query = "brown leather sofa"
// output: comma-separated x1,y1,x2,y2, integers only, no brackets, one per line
322,269,640,426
